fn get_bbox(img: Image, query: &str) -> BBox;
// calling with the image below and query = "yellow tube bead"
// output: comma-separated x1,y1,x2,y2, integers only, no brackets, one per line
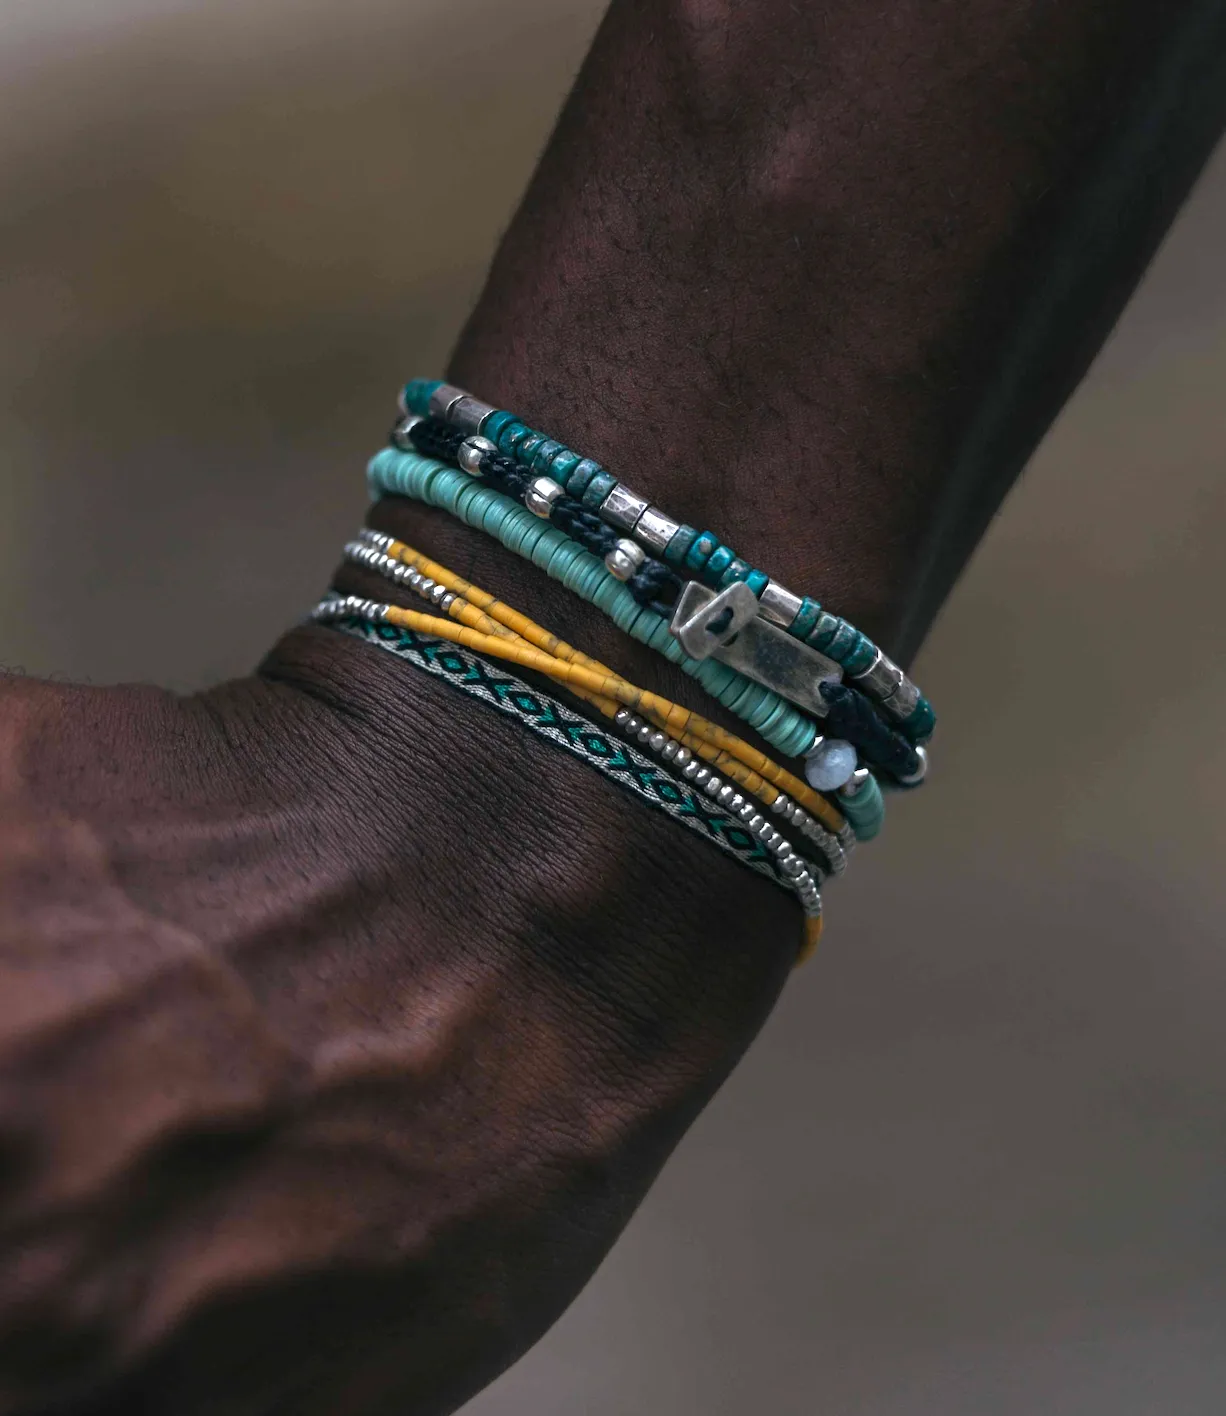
373,543,845,832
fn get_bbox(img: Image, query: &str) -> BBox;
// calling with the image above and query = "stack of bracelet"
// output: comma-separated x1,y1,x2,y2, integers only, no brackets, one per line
309,377,936,960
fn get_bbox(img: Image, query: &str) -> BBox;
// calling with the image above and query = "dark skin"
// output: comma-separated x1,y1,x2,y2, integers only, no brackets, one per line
2,1,1225,1412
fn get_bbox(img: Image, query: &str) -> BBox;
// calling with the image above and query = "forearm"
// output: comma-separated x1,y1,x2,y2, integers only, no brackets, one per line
420,0,1226,659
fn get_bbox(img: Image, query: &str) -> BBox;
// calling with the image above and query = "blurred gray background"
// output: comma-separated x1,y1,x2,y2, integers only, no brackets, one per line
3,2,1226,1412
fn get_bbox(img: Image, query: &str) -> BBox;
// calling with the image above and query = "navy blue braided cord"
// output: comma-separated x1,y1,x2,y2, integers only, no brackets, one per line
400,417,921,781
321,612,822,906
405,417,681,611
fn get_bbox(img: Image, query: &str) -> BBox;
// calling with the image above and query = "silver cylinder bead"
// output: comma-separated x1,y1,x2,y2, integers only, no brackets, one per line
634,507,683,555
428,383,470,421
599,484,651,533
758,580,805,628
448,395,497,435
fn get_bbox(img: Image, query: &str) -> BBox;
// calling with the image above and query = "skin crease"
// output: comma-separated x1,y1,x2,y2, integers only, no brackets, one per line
1,1,1225,1412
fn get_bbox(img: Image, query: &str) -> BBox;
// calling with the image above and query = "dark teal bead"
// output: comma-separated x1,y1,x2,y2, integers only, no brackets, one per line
807,611,840,652
702,545,737,586
402,379,440,416
790,598,823,639
664,526,699,567
843,637,877,676
566,458,603,496
904,698,936,742
530,439,564,473
684,531,721,573
582,471,619,508
517,432,547,463
717,556,753,588
482,410,515,443
547,449,582,484
496,421,529,454
826,621,860,661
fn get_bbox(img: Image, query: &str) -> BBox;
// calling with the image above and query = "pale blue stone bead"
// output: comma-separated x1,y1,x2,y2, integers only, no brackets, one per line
805,739,859,792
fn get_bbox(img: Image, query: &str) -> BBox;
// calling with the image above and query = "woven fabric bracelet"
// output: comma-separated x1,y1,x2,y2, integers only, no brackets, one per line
310,604,826,958
400,378,934,745
367,446,825,761
329,553,850,845
395,415,924,788
342,529,853,865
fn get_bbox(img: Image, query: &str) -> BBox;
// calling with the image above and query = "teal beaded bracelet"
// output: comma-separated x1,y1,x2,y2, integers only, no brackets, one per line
367,445,825,761
401,377,935,744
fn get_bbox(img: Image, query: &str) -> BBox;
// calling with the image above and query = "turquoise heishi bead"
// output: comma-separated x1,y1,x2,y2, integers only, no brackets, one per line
547,449,581,485
402,379,440,416
702,543,730,583
531,439,563,473
482,410,515,443
685,531,720,573
581,471,619,508
790,598,822,639
664,526,699,567
497,421,528,454
844,637,877,676
517,432,547,463
744,568,770,596
710,549,745,587
567,458,603,496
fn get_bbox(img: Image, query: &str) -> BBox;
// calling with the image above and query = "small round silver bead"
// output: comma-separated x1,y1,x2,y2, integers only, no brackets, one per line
729,793,744,811
614,708,632,727
896,744,929,787
604,538,647,582
648,731,668,753
439,592,457,612
683,760,702,780
841,767,872,799
738,803,756,822
458,435,498,475
636,724,653,744
661,740,679,761
717,785,736,806
391,414,423,450
673,747,692,768
525,475,565,517
704,776,723,797
429,582,449,604
694,767,711,786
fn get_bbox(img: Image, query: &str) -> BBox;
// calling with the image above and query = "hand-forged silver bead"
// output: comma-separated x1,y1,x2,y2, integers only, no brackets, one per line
525,476,565,518
674,747,692,767
717,784,736,806
661,740,679,760
615,708,632,727
458,435,498,476
604,538,647,582
694,767,711,785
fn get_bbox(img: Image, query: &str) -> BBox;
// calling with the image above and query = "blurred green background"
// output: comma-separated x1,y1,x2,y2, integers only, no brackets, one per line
2,2,1226,1411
